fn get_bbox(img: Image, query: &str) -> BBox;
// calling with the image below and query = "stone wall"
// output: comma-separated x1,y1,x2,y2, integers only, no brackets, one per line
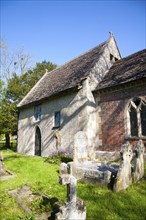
89,36,121,91
88,36,121,154
98,84,146,151
17,80,97,158
17,91,83,156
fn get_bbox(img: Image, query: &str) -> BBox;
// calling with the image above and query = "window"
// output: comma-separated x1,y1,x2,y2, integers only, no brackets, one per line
54,111,61,128
110,54,114,61
128,98,146,137
34,105,41,121
129,105,138,136
110,54,118,63
140,103,146,136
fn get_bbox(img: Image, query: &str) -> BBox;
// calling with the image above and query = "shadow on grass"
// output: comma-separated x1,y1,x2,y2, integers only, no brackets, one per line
46,197,60,220
4,154,24,161
0,143,17,152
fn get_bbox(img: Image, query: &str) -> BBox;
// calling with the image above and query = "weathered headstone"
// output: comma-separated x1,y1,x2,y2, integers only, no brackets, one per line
74,131,88,164
113,141,133,192
132,140,145,182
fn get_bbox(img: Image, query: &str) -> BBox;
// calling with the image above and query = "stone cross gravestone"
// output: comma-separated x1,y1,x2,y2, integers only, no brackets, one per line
74,131,88,164
59,174,77,205
57,170,86,220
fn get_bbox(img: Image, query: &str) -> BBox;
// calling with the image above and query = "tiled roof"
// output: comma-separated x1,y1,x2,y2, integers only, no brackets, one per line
96,49,146,91
18,38,109,108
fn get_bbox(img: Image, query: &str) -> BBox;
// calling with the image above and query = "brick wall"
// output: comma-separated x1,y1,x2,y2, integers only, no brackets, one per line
99,84,146,151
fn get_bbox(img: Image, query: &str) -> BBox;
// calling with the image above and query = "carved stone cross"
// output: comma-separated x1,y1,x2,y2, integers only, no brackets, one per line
59,174,77,205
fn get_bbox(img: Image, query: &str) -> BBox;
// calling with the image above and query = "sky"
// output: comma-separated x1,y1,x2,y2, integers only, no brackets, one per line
1,0,146,67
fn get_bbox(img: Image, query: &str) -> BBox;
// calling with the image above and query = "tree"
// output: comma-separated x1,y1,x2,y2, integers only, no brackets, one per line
0,39,32,81
0,77,4,99
0,60,57,148
7,60,57,103
0,39,33,147
0,97,16,147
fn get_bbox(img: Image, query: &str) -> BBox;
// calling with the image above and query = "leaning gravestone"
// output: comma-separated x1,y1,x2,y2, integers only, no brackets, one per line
133,140,145,182
113,141,133,192
74,131,88,164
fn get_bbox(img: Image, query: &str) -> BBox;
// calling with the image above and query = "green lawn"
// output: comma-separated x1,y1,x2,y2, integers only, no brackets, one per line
0,150,146,220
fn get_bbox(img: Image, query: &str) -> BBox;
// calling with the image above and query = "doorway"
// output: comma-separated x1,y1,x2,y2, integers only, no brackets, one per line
35,126,41,156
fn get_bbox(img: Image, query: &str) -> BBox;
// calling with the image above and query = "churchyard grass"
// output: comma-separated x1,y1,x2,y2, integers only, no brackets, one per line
0,150,146,220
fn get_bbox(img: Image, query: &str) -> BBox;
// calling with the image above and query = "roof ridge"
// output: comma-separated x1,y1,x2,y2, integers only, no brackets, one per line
55,38,109,70
121,48,146,60
96,48,146,91
110,48,146,67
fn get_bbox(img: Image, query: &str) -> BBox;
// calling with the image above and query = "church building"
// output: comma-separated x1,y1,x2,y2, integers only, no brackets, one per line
17,34,146,158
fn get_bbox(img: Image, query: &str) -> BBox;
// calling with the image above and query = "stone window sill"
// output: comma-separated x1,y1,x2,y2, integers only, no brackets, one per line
125,136,146,140
52,126,60,130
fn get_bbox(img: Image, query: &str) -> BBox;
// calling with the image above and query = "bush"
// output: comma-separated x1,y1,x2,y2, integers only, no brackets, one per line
45,148,73,164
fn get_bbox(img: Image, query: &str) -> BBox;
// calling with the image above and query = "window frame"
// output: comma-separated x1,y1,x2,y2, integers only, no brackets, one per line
54,111,61,128
126,98,146,139
34,104,42,121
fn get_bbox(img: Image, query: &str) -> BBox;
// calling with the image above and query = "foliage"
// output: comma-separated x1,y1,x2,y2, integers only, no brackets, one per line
0,150,146,220
45,148,73,164
31,196,52,214
0,77,4,99
7,61,57,104
18,213,35,220
0,140,17,151
0,92,17,147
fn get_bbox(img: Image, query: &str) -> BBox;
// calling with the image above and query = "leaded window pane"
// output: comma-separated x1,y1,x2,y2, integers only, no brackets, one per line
130,105,138,136
34,105,41,121
54,111,61,127
140,103,146,136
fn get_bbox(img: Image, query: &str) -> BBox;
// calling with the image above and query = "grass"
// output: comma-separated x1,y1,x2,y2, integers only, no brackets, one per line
0,150,146,220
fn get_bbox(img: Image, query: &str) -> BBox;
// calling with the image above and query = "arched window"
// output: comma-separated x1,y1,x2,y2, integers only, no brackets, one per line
128,98,146,137
140,102,146,136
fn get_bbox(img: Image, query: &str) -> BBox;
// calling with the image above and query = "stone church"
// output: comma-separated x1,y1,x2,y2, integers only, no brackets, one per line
17,34,146,158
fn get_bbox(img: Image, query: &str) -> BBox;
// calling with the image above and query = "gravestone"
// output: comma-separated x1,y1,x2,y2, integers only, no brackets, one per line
133,140,145,182
60,162,68,175
57,166,86,220
59,174,77,205
113,142,133,192
74,131,88,164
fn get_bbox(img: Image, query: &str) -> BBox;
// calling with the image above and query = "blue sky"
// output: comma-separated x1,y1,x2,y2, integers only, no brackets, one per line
1,0,146,66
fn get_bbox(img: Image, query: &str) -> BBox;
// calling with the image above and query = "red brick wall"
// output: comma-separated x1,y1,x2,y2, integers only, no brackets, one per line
99,84,146,151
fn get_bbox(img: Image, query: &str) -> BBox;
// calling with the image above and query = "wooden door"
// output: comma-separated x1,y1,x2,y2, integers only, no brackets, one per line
35,126,41,156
